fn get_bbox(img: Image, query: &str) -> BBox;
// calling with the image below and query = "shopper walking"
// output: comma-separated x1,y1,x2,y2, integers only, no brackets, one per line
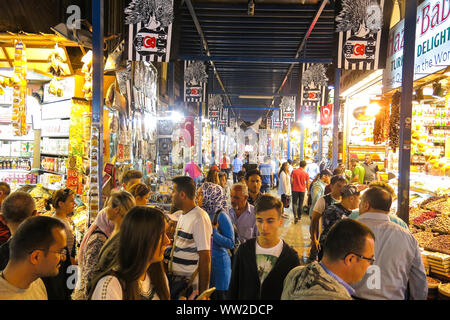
169,176,212,298
45,188,76,261
278,162,291,220
228,183,258,244
121,169,143,191
350,159,365,185
0,182,11,245
128,183,151,206
318,185,361,261
73,191,135,300
89,206,170,300
245,169,263,206
348,181,408,229
228,195,300,300
282,219,375,300
305,157,320,182
361,154,379,184
92,191,136,276
309,175,347,262
0,216,66,300
308,169,332,218
291,161,310,224
197,181,234,300
184,161,203,186
218,172,231,206
259,157,273,194
352,187,428,300
231,155,243,184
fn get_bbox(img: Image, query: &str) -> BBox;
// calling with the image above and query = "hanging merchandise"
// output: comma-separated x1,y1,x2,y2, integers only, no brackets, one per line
373,99,389,144
320,104,333,125
301,63,328,123
125,0,174,62
47,44,70,77
105,40,125,72
208,94,222,120
11,40,28,136
388,91,401,152
281,96,296,120
184,61,208,102
335,0,390,70
81,50,93,100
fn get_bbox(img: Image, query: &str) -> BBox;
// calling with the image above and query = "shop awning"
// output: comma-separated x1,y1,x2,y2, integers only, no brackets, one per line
0,32,81,79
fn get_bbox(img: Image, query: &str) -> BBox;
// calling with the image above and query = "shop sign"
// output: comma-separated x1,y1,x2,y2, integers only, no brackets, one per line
383,0,450,92
125,0,173,62
43,77,76,103
335,0,390,70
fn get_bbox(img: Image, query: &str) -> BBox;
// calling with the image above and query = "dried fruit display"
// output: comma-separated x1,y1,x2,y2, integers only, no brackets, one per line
420,196,446,208
425,235,450,255
388,92,401,151
423,216,450,234
427,276,441,288
413,211,440,226
414,231,435,248
426,199,450,213
409,207,428,221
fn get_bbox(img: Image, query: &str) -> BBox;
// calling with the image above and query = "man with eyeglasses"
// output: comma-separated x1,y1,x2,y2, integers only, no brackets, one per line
0,216,67,300
282,219,375,300
0,192,73,300
352,187,428,300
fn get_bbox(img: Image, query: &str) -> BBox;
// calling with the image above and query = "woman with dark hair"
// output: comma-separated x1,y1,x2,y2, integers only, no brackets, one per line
72,191,135,300
128,183,151,206
196,182,234,300
278,162,292,219
205,168,220,185
45,188,76,260
88,206,171,300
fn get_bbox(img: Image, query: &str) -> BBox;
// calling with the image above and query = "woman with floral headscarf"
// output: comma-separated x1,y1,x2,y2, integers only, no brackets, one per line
196,182,234,300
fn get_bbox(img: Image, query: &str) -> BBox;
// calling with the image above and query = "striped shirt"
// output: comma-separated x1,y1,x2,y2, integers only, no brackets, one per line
171,206,212,277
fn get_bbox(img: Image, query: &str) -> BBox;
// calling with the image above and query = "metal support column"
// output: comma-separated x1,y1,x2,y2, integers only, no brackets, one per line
332,69,341,169
168,62,175,107
287,120,291,160
198,103,202,167
398,0,418,225
91,0,104,219
211,120,214,165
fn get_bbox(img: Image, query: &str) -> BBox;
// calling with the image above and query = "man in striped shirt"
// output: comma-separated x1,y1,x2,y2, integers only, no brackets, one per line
170,176,212,297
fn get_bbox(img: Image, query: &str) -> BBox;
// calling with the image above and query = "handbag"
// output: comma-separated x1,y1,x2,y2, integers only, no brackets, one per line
281,194,291,208
167,227,199,300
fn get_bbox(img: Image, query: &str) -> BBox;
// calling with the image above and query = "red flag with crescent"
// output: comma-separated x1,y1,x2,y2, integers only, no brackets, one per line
320,104,333,125
183,116,195,146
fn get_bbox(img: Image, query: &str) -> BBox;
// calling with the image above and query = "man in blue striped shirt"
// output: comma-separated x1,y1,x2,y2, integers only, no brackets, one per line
170,176,212,297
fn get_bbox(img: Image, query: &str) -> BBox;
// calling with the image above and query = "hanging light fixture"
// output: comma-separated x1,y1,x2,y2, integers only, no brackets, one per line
248,0,255,16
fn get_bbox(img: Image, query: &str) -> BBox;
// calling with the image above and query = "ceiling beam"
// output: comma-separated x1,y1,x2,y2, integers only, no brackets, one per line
178,55,332,64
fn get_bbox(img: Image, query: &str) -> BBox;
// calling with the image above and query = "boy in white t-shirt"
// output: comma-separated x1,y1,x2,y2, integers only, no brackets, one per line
228,194,300,300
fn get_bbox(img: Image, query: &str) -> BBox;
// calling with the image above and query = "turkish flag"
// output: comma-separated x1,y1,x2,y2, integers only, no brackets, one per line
320,104,333,125
184,116,195,146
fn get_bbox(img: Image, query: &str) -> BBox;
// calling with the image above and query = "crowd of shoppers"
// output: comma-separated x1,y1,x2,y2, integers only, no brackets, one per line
0,156,430,301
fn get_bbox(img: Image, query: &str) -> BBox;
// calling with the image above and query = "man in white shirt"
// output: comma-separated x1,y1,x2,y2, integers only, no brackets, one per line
0,216,67,300
170,176,212,298
352,187,428,300
305,158,320,182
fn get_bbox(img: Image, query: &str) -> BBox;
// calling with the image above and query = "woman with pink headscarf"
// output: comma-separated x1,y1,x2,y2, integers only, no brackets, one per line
72,191,135,300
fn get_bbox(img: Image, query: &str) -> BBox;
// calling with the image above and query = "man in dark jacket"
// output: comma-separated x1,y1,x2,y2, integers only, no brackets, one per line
228,194,300,300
